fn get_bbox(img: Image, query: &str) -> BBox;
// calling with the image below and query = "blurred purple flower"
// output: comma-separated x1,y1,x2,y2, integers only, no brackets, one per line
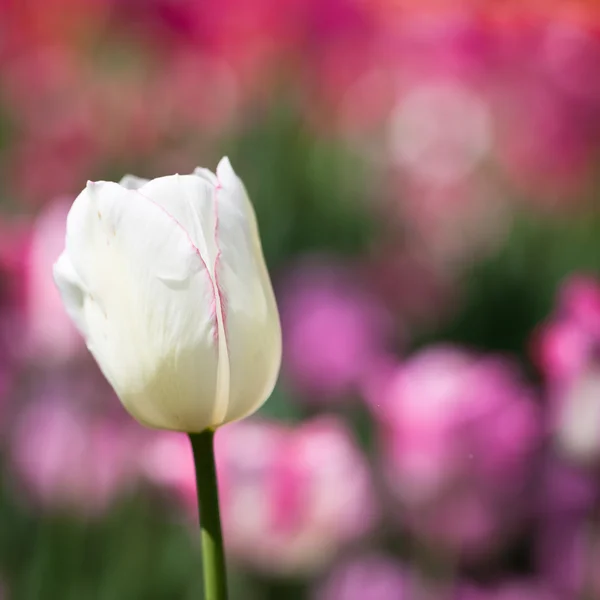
372,346,541,558
537,456,598,519
280,259,392,401
535,455,600,598
534,275,600,463
143,416,377,576
312,554,410,600
9,391,143,517
457,580,558,600
537,515,600,599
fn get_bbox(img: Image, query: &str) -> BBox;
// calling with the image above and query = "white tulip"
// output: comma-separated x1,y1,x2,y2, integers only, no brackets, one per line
53,158,281,432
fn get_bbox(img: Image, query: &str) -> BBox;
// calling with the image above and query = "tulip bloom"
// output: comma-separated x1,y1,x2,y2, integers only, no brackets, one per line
372,346,540,559
53,158,281,433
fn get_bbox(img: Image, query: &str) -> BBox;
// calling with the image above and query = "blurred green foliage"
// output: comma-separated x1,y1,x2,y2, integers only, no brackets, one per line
419,210,600,370
224,104,375,270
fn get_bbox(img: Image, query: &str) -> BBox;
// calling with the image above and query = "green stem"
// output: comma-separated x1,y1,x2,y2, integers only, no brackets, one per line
189,429,228,600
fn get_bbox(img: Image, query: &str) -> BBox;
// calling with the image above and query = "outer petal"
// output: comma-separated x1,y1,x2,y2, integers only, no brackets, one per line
53,251,88,337
59,181,219,431
213,158,282,423
136,174,218,273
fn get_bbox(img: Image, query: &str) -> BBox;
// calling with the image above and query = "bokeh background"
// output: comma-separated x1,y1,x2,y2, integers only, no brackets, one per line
2,1,600,599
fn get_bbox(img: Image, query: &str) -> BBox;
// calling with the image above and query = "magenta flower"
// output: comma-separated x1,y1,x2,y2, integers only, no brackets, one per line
534,275,600,463
280,259,391,401
535,275,600,383
373,346,540,558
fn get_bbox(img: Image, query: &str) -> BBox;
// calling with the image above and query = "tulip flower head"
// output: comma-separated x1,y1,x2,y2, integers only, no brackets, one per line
53,158,281,432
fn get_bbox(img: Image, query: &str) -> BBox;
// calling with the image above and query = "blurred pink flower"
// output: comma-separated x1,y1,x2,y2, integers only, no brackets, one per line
103,0,309,112
280,259,392,401
312,554,410,600
22,199,83,363
541,22,600,105
534,275,600,463
0,217,30,315
372,346,541,558
140,430,197,510
0,218,30,407
0,0,109,52
489,24,598,204
10,392,142,517
143,417,377,576
3,57,102,205
109,0,209,44
495,81,593,202
535,275,600,382
219,417,377,574
149,50,240,137
388,79,492,187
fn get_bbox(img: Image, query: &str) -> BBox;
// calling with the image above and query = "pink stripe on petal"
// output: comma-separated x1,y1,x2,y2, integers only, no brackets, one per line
213,181,228,346
133,188,219,330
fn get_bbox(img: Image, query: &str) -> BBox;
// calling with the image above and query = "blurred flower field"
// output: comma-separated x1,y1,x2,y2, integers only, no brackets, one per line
1,1,600,598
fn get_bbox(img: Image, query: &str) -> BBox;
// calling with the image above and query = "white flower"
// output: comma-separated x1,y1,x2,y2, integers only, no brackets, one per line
53,158,281,432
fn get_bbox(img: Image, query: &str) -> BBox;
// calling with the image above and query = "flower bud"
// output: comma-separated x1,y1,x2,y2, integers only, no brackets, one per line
53,158,281,432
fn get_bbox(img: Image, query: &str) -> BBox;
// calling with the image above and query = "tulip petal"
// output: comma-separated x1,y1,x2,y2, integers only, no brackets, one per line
119,174,149,190
193,167,219,187
136,175,218,274
213,158,282,423
60,181,220,431
53,251,88,337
